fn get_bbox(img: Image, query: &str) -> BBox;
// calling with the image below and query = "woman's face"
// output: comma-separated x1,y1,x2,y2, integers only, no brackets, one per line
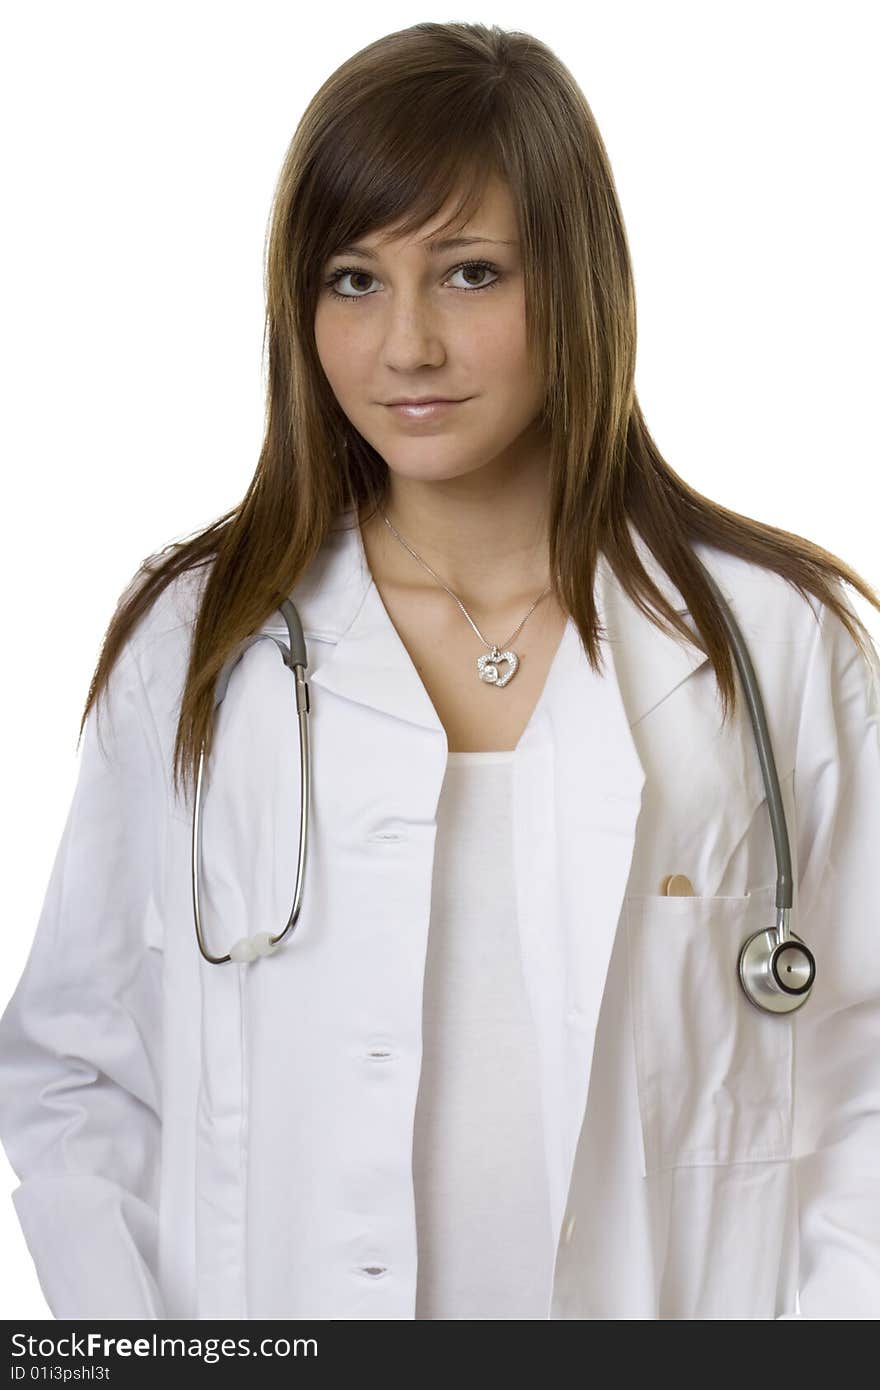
314,173,548,486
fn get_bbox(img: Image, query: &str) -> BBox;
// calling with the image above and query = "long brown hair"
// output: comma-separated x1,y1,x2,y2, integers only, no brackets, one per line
79,20,880,807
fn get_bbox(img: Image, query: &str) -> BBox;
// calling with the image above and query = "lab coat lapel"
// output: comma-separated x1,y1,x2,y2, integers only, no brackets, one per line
513,533,734,1253
309,579,444,731
279,511,446,732
509,594,645,1256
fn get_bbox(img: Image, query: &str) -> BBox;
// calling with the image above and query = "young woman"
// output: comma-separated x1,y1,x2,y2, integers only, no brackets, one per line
1,21,878,1321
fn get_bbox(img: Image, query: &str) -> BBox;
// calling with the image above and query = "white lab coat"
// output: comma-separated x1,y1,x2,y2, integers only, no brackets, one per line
2,508,879,1321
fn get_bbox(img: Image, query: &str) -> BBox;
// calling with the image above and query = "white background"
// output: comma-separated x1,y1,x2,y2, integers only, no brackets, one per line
1,0,877,1318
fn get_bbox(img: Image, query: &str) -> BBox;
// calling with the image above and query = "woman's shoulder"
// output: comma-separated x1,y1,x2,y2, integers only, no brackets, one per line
112,559,210,726
695,540,879,724
132,560,208,648
692,540,833,644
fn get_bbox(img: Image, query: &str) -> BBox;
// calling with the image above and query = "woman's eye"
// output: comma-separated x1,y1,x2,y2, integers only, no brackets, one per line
323,260,502,301
328,268,376,298
447,262,500,291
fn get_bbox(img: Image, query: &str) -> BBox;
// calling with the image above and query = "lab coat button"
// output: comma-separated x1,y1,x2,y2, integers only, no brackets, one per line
563,1213,577,1243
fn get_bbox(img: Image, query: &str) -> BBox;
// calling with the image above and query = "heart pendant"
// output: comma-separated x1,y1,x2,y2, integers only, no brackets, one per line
477,646,519,688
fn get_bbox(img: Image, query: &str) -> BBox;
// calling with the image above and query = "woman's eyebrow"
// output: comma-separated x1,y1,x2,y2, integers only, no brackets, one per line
331,236,518,260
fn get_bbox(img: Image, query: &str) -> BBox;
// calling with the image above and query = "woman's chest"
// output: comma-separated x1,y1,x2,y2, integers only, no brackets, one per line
369,581,571,752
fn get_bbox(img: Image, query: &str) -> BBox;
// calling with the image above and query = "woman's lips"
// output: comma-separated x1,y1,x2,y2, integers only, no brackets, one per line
385,399,468,421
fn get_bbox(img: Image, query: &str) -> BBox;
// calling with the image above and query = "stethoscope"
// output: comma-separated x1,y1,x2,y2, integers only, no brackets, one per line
191,557,817,1015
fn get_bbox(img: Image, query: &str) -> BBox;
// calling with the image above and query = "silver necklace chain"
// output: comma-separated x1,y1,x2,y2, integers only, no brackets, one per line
381,511,554,689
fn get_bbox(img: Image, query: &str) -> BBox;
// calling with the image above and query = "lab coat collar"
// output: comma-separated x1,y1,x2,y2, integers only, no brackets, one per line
269,504,732,735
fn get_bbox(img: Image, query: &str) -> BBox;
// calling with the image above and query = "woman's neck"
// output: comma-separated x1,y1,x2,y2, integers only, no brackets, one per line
358,475,555,609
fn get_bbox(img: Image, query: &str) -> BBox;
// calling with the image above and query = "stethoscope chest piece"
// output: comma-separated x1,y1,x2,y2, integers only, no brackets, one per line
738,920,816,1015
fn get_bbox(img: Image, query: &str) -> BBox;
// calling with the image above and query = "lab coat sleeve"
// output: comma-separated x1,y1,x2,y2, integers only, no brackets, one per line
0,640,166,1319
786,586,880,1318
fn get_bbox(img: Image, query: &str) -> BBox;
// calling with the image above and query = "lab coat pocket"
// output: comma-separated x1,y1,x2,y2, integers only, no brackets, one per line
624,883,793,1175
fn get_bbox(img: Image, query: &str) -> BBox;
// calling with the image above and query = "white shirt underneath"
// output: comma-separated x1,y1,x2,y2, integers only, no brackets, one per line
413,750,554,1320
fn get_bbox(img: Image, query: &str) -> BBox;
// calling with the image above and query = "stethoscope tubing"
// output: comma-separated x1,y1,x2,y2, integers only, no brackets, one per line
191,597,310,964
